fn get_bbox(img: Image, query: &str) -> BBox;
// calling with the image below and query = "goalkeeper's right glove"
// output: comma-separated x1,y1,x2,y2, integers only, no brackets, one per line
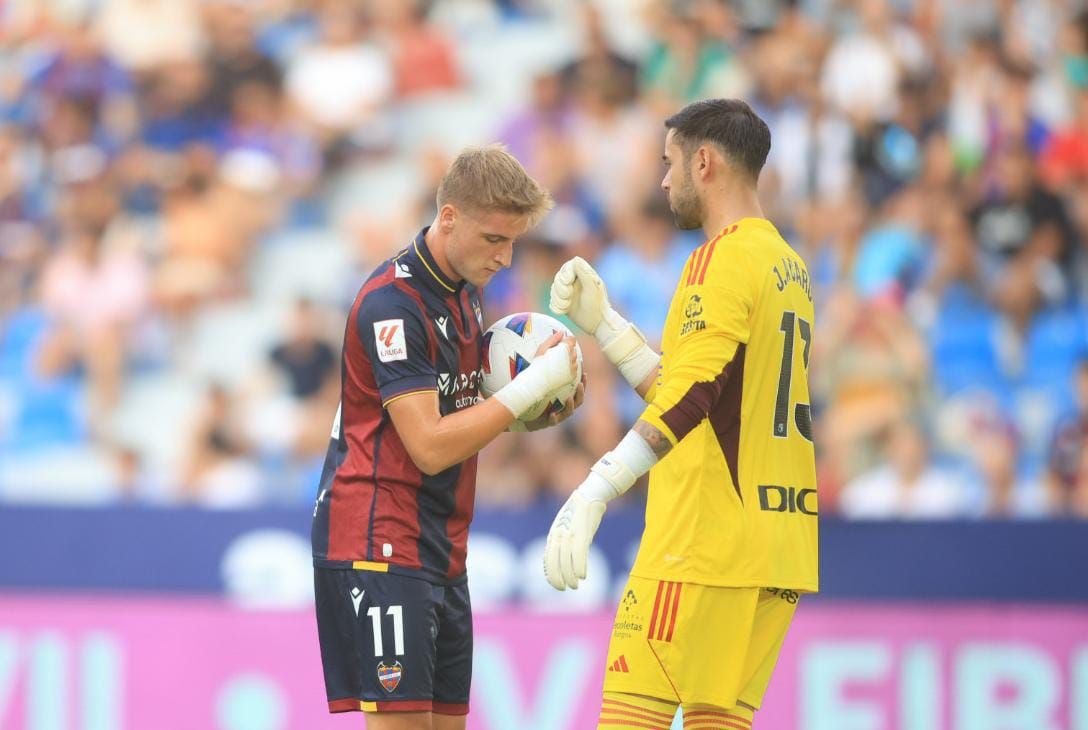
543,431,657,590
549,256,659,391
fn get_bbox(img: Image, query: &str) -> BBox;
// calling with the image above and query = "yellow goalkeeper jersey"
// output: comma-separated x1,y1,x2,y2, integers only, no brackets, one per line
632,216,818,592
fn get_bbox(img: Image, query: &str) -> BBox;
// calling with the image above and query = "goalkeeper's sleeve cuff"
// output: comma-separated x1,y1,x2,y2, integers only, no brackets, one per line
579,431,659,503
597,315,660,391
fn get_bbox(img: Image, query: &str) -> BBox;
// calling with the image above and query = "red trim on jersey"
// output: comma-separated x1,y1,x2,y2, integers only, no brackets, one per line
688,245,706,285
686,224,737,286
647,580,666,639
432,702,470,716
657,582,675,640
665,582,682,642
696,239,717,284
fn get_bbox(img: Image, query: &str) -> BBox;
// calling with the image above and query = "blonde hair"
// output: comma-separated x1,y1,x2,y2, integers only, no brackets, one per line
436,144,554,227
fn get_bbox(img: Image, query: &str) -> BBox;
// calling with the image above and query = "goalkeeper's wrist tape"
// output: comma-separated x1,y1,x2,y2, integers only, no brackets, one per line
597,310,660,390
579,431,658,503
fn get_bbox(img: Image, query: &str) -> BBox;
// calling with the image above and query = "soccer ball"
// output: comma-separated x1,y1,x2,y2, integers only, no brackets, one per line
480,312,583,422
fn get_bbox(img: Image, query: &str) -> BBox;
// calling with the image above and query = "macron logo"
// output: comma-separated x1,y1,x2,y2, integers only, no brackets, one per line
351,587,364,617
435,316,449,339
395,261,412,278
374,319,406,362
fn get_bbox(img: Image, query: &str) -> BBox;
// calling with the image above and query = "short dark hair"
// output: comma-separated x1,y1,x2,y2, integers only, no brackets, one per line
664,99,771,182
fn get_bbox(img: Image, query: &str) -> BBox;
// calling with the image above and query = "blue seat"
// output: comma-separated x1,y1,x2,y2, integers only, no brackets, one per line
930,284,1007,397
0,309,47,381
1021,304,1088,397
0,308,86,450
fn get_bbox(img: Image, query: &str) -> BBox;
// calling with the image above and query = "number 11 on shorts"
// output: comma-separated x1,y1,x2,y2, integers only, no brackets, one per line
367,604,405,656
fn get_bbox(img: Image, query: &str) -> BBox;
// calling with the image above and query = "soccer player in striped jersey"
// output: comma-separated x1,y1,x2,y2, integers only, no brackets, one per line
312,146,581,730
544,99,818,729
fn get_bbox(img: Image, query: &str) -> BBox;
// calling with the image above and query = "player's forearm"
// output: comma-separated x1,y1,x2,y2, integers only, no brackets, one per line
633,419,674,459
414,397,514,475
635,369,657,401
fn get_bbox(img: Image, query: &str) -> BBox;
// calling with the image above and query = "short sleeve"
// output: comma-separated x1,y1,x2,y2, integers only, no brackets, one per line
356,288,437,406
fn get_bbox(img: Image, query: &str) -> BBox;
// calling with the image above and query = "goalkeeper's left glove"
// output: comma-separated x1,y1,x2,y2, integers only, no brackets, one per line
543,432,657,590
549,256,659,391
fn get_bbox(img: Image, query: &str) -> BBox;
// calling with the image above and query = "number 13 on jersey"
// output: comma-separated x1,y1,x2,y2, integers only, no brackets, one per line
773,311,812,442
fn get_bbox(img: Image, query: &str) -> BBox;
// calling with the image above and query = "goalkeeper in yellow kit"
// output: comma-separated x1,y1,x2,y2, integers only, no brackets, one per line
543,99,818,729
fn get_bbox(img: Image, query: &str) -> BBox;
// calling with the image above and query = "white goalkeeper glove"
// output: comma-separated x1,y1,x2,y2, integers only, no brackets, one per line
543,432,658,590
493,340,576,420
550,256,660,391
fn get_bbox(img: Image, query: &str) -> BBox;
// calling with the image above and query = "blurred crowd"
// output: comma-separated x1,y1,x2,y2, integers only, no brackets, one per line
4,0,1088,519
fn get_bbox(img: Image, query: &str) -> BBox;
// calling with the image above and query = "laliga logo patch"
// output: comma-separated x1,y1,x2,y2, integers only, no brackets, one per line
377,660,403,693
374,319,407,363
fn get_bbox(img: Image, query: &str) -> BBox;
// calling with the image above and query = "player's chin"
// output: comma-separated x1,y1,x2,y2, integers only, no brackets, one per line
673,211,702,231
474,269,498,287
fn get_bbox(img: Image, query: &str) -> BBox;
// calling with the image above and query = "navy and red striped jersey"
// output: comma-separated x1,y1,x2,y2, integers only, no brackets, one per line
311,229,484,584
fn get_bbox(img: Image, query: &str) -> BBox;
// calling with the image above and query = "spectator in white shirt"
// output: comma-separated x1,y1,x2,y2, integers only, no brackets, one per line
840,418,971,519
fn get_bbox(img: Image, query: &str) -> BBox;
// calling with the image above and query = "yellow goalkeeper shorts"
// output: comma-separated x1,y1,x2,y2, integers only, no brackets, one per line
602,577,799,710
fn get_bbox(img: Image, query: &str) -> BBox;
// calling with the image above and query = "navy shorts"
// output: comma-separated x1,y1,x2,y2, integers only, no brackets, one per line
314,565,472,714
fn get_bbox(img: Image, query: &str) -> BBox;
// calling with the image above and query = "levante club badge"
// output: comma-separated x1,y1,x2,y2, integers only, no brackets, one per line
377,661,403,692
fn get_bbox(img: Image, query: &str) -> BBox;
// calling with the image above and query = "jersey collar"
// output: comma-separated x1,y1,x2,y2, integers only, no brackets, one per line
405,227,462,296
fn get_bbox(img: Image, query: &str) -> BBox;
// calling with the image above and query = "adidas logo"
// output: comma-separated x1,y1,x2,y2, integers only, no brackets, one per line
607,655,630,673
